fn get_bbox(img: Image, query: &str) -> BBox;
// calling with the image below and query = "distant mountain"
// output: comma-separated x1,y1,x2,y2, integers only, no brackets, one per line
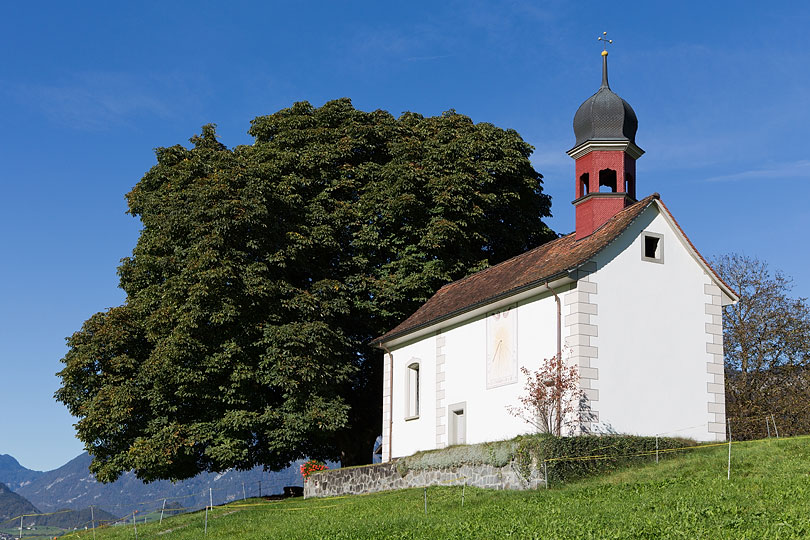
0,482,39,523
12,453,307,516
0,456,42,491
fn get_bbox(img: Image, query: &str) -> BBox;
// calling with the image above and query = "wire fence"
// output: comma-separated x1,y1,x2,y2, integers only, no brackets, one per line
0,414,802,539
723,411,792,441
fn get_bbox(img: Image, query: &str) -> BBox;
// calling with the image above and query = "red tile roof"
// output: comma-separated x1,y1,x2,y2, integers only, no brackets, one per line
375,193,662,345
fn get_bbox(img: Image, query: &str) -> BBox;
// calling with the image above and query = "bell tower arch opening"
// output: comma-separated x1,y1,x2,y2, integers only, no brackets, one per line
598,168,617,192
580,173,590,197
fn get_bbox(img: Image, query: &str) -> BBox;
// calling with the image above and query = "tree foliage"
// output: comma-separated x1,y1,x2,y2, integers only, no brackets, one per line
714,253,810,438
56,98,555,482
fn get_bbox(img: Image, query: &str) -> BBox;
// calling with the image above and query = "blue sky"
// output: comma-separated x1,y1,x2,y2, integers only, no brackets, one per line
1,1,808,472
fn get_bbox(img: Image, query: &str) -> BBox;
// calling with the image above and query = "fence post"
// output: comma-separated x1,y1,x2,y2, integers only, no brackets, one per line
19,515,23,540
259,480,262,498
159,499,166,524
772,414,779,438
133,511,138,540
424,487,427,515
91,505,96,540
243,482,247,501
461,481,465,508
209,487,213,510
655,435,659,464
544,461,548,489
204,505,209,536
727,419,732,480
766,416,771,438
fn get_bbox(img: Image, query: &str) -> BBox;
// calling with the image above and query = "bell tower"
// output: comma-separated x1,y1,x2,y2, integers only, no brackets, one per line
568,36,644,240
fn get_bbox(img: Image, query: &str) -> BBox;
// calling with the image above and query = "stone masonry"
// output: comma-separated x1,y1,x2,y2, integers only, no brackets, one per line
564,261,600,433
435,333,447,449
382,351,392,461
704,281,726,441
304,460,544,499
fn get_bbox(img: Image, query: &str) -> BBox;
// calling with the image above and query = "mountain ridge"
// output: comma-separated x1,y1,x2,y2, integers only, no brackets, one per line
0,452,307,516
0,455,42,491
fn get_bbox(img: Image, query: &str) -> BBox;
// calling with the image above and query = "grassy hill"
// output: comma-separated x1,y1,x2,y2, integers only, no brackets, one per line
20,436,810,539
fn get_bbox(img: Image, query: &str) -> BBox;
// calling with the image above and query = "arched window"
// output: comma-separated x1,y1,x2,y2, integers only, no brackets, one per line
405,362,420,419
580,173,590,197
598,168,617,192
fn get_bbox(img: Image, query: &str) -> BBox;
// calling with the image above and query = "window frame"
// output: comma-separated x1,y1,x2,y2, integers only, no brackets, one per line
448,402,467,445
404,361,420,421
641,231,664,264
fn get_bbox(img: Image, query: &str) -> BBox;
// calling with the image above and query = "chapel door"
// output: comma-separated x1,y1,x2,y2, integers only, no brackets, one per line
449,403,466,445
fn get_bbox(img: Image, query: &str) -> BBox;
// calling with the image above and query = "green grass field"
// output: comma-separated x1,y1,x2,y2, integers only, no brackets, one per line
1,525,66,538
34,436,810,539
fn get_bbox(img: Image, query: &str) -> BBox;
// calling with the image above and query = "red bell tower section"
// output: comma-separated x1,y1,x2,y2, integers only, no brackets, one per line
568,47,644,240
569,139,643,240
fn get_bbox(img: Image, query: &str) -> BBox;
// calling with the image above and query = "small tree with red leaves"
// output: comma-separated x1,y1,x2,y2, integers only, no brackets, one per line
508,355,583,436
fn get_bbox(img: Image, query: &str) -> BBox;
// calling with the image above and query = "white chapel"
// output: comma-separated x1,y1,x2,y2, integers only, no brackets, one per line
373,49,738,462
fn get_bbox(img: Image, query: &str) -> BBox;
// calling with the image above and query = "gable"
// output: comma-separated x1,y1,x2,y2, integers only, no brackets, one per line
652,199,738,305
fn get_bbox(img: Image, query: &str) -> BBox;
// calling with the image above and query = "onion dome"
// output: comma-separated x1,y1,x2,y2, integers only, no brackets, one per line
572,50,638,147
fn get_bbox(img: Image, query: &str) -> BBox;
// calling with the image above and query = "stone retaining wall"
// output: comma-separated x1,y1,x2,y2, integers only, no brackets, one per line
303,460,544,499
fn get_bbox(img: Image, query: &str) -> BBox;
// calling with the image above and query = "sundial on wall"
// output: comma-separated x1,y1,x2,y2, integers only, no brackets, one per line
486,305,518,388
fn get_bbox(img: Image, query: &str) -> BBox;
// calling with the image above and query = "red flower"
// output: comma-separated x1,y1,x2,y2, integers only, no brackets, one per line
300,459,329,480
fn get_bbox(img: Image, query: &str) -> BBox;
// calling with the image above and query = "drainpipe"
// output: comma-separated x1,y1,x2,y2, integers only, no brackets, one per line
545,283,562,436
381,345,394,462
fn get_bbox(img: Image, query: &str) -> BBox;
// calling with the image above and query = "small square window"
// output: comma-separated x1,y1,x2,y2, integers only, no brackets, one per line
641,232,664,263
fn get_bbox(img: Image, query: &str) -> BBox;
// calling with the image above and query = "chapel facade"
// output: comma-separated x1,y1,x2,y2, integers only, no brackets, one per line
374,49,737,462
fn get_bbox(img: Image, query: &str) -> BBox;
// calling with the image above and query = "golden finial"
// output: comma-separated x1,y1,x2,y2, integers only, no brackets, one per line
598,31,613,55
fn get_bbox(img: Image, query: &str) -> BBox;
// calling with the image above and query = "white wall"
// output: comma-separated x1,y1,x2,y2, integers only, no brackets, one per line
443,294,559,446
590,205,715,441
389,336,436,458
388,291,560,459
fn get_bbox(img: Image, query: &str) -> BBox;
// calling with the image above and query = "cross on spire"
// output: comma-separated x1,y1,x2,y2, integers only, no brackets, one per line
598,32,612,88
598,31,613,53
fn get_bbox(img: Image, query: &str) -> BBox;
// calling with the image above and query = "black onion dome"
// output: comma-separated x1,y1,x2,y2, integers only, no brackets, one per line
572,52,638,147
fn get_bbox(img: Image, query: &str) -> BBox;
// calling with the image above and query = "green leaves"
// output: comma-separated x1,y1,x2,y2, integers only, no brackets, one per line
56,99,555,482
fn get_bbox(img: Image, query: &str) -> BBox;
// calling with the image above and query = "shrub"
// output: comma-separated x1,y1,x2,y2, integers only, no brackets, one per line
395,433,694,485
514,433,694,484
396,439,519,476
508,356,583,435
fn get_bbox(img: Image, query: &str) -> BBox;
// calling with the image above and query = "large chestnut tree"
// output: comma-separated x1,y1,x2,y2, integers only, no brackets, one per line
56,99,555,482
